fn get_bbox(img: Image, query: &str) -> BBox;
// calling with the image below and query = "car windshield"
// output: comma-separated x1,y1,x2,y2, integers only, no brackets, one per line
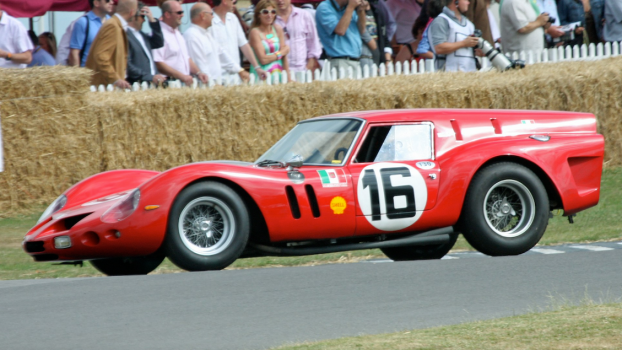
256,119,363,166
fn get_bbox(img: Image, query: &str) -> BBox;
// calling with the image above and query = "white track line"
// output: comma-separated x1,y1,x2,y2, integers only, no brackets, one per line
568,245,614,252
530,248,565,254
441,256,460,260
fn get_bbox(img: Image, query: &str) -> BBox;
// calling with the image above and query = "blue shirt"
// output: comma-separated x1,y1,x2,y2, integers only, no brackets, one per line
416,26,431,54
316,0,362,59
69,11,110,67
590,0,605,40
558,0,585,25
535,0,560,26
28,46,56,67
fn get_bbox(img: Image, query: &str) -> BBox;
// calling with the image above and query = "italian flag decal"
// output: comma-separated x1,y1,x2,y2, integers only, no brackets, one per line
317,169,347,188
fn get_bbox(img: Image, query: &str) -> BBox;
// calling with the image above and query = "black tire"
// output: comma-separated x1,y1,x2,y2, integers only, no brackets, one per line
381,233,458,261
457,162,549,256
90,251,165,276
165,181,250,271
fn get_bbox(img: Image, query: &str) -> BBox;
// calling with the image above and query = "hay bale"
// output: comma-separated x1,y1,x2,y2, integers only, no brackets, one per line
1,58,622,215
0,66,91,100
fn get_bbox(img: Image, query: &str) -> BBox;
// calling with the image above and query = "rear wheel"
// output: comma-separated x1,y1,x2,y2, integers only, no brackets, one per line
381,233,458,261
90,251,165,276
457,162,549,256
165,182,250,271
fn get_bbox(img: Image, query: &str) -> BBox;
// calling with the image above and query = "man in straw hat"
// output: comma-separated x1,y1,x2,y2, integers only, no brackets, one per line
86,0,137,88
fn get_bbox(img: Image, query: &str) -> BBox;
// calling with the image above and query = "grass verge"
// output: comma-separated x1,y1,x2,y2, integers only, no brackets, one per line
2,167,621,280
271,301,622,350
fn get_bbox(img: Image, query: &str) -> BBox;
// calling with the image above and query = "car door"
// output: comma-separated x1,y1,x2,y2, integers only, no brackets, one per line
347,122,441,236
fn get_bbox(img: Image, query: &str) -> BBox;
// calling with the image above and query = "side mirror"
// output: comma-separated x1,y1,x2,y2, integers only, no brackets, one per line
286,155,303,171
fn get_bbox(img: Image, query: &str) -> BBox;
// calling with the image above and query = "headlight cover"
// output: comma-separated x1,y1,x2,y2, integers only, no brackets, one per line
101,189,140,223
37,195,68,224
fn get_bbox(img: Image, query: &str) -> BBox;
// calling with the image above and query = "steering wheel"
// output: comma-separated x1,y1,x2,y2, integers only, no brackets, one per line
334,147,348,162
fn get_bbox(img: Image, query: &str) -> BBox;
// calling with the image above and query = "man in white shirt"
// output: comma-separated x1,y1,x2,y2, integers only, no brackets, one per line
184,2,250,82
152,1,208,86
500,0,550,54
127,4,167,85
0,5,33,68
209,0,266,79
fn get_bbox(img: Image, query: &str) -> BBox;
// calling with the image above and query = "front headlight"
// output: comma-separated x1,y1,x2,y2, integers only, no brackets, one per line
101,189,140,223
37,195,68,224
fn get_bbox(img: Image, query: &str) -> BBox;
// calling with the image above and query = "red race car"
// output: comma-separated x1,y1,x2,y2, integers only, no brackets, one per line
23,109,604,276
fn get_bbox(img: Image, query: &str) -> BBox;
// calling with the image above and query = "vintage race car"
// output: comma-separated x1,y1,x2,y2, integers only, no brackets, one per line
23,109,604,275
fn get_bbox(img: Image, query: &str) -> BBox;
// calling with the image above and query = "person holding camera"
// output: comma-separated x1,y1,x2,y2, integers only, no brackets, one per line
499,0,551,54
316,0,367,72
428,0,482,72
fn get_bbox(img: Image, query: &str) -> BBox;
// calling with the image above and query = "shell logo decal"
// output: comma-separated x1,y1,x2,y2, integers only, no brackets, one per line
330,196,347,215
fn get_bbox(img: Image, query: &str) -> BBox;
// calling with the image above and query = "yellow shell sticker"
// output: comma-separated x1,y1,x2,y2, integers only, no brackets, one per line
330,196,347,215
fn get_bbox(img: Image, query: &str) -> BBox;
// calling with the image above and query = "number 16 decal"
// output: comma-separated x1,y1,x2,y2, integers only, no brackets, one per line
357,163,428,231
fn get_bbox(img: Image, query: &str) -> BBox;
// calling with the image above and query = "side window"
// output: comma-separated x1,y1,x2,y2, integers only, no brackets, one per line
355,124,433,163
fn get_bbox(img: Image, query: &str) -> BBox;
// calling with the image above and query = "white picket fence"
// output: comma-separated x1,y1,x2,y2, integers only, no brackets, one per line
90,41,622,93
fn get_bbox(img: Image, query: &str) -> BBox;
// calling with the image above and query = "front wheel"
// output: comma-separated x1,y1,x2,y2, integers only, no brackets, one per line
381,233,458,261
165,182,250,271
457,162,549,256
90,251,165,276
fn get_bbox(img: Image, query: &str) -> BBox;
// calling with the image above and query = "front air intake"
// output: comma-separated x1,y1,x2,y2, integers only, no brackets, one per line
24,241,45,253
63,213,91,230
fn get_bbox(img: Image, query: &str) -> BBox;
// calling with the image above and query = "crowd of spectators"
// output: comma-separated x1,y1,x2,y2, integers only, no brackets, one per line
1,0,622,78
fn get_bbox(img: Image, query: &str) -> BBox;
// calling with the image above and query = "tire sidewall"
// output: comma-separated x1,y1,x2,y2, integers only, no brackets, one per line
165,182,250,271
460,163,549,256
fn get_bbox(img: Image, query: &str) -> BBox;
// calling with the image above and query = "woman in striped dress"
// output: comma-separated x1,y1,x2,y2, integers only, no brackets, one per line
249,0,290,81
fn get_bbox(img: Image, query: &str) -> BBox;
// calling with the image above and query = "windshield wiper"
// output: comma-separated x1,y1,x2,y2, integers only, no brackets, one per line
256,159,285,168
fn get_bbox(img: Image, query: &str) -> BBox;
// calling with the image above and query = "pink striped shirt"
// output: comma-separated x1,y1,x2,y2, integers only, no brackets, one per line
152,20,190,76
275,6,322,73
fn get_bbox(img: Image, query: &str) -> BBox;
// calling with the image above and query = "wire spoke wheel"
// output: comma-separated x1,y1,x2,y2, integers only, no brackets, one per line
458,162,549,256
483,180,535,238
178,197,235,256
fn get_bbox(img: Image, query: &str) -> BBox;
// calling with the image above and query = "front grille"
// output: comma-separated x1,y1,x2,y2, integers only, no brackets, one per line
33,254,59,262
24,241,45,253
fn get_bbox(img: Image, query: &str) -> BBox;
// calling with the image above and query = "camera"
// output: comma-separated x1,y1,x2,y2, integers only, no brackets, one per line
473,30,525,72
547,16,556,23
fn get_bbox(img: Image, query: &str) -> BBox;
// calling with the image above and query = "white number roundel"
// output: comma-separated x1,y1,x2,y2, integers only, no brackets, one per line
357,163,427,231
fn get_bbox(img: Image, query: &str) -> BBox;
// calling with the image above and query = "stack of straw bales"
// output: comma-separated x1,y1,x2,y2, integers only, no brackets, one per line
1,58,621,215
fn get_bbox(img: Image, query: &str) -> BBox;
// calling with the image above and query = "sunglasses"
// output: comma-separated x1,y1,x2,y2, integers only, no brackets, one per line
168,10,184,15
98,0,113,3
260,9,276,15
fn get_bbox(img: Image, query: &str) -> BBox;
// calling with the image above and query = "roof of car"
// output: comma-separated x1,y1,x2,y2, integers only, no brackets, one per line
307,109,593,123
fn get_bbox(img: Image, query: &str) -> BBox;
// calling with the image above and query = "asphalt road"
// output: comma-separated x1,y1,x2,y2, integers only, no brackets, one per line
1,248,622,350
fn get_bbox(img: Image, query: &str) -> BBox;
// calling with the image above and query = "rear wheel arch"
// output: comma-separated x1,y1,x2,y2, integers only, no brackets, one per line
471,156,562,210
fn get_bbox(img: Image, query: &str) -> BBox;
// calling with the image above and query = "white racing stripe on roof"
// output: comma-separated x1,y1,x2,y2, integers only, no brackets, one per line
530,248,565,254
568,245,614,252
